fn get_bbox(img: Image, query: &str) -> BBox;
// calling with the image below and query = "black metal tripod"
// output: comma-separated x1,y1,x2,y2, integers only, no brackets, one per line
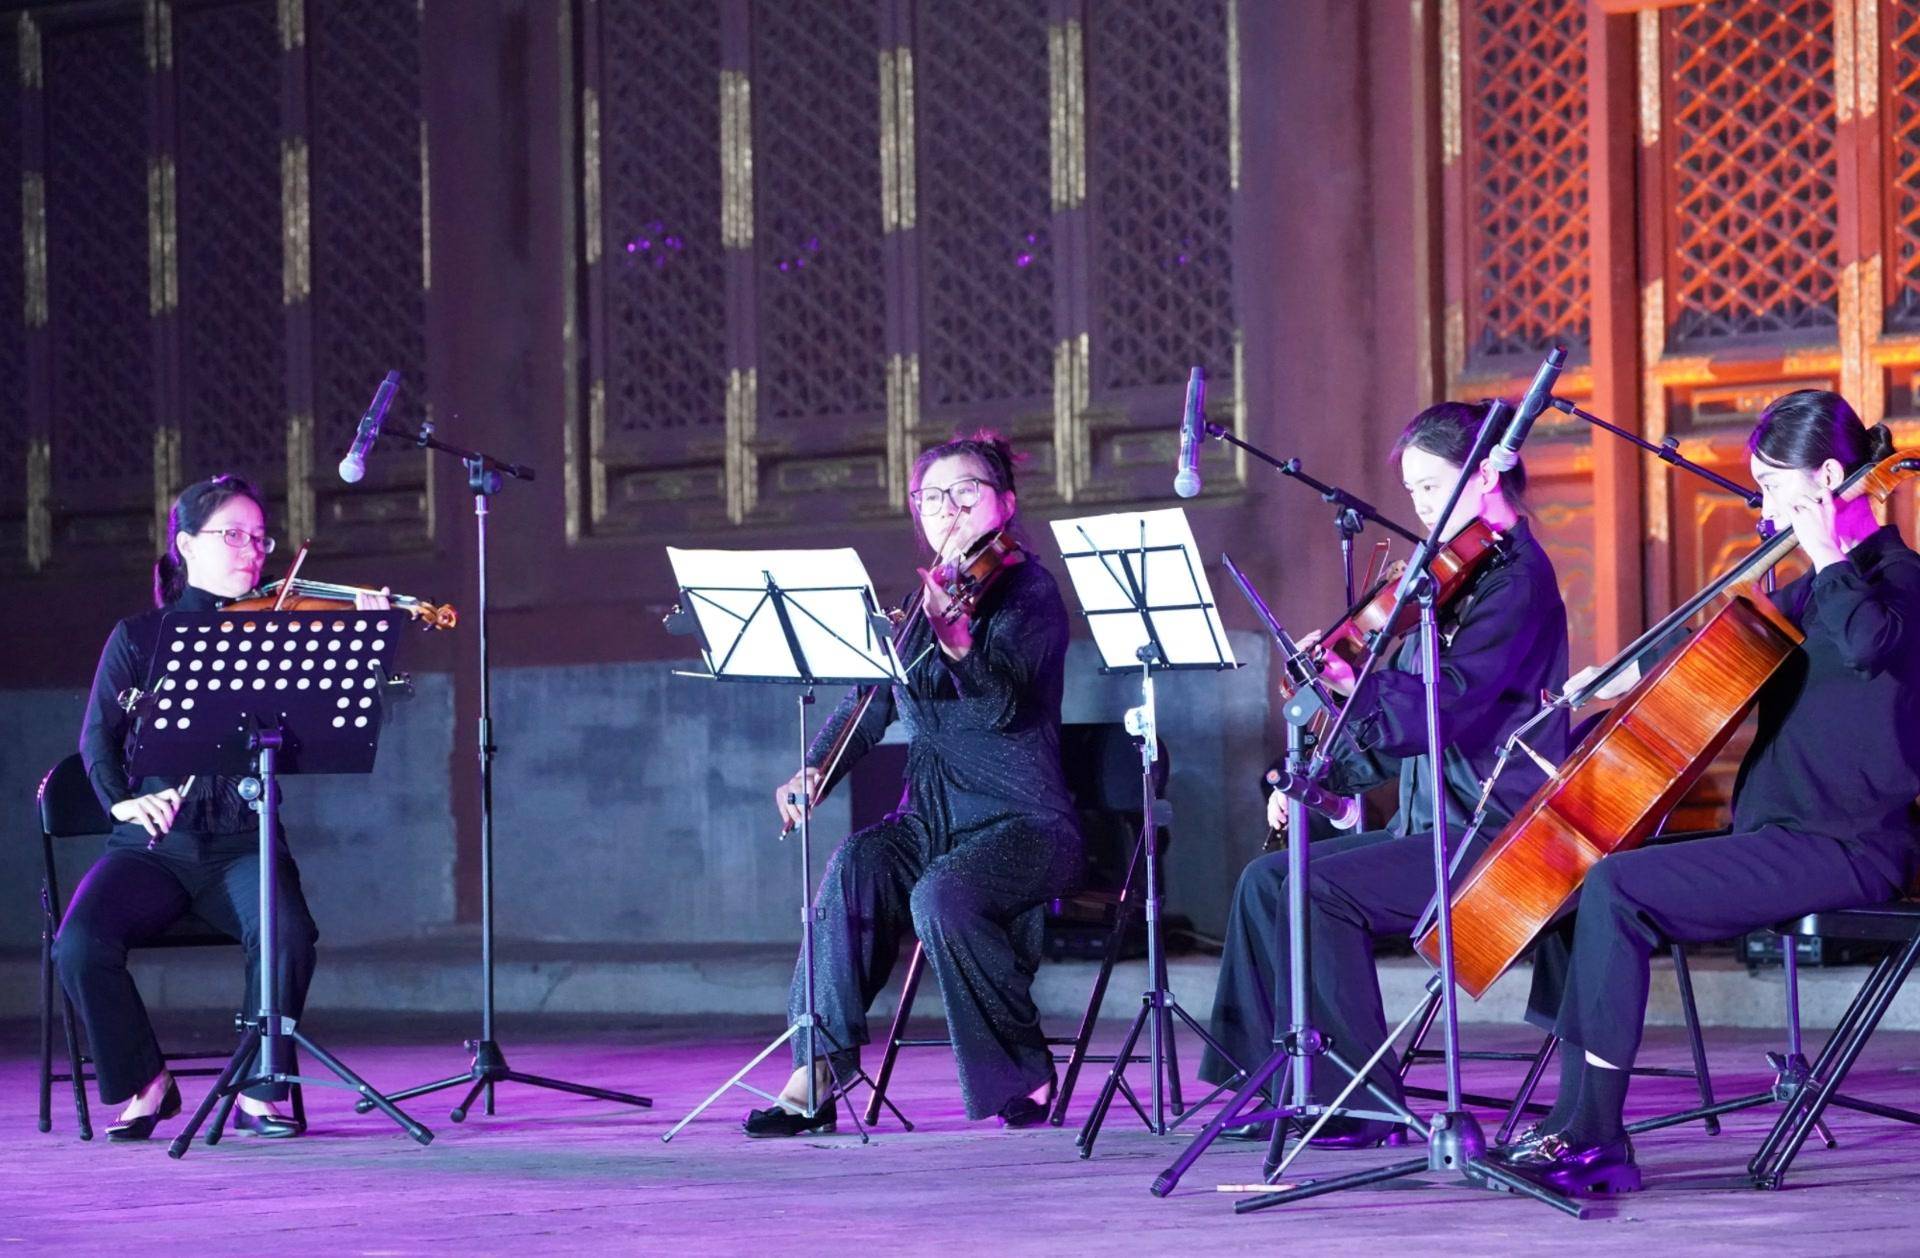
171,730,433,1156
362,427,650,1121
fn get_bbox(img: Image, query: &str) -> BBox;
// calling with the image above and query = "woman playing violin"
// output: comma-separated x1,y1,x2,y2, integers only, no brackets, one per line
1198,401,1571,1145
58,474,388,1140
1497,391,1920,1196
746,432,1084,1136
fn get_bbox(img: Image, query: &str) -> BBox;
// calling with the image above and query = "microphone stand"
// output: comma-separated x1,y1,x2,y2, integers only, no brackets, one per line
1150,443,1424,1196
1229,401,1585,1218
1548,397,1761,509
1203,422,1421,603
353,418,653,1122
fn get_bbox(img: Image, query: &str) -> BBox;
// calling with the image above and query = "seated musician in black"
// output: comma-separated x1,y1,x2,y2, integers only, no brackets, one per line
59,475,386,1140
1499,390,1920,1195
1198,402,1570,1145
744,432,1084,1136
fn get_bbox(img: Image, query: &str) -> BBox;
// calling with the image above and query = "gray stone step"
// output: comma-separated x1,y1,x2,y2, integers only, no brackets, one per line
8,937,1914,1034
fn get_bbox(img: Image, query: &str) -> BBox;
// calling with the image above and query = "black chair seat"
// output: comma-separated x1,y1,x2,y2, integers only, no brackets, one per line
37,752,297,1139
1749,896,1920,1188
1776,900,1920,943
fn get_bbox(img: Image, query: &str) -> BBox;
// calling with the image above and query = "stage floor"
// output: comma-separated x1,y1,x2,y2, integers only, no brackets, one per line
2,1015,1916,1254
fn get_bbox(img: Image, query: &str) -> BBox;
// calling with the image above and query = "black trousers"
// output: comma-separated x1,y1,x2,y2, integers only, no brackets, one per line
53,836,319,1105
1200,826,1495,1109
1548,825,1915,1069
790,809,1080,1121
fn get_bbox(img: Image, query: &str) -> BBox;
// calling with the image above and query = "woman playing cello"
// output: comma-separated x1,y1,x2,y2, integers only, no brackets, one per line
1498,390,1920,1195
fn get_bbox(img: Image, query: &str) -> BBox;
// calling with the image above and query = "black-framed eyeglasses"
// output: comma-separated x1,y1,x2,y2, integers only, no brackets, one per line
197,527,276,554
910,477,990,516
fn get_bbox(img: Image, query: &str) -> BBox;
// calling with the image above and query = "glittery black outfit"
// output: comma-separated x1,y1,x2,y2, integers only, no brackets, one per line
787,556,1083,1120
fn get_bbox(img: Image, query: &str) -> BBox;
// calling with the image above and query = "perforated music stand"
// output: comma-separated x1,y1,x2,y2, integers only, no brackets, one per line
1050,508,1241,1155
120,607,433,1157
660,547,909,1143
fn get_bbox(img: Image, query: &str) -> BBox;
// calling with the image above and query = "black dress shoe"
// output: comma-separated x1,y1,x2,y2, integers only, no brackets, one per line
1497,1132,1641,1197
743,1100,838,1138
231,1106,305,1138
997,1072,1057,1129
1222,1120,1274,1141
1490,1122,1553,1164
106,1079,182,1142
1307,1116,1405,1149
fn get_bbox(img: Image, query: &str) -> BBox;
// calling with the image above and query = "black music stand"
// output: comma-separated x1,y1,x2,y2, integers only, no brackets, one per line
115,607,435,1157
1049,509,1242,1155
659,546,910,1142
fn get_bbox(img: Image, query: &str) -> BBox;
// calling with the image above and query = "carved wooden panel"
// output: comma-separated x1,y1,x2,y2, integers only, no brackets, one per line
1460,0,1590,369
916,0,1053,415
40,9,152,559
306,0,431,552
1522,439,1597,671
569,0,1244,533
0,21,25,559
1086,0,1234,396
586,0,728,533
1885,1,1920,332
174,0,284,489
1660,2,1839,349
748,0,888,491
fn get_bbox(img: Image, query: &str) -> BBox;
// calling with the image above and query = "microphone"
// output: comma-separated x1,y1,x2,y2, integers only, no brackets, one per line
338,370,402,484
1266,767,1363,830
1264,767,1352,819
1486,345,1567,474
1173,366,1206,498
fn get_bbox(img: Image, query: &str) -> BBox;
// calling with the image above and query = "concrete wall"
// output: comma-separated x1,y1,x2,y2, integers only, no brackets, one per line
4,676,458,954
8,631,1267,954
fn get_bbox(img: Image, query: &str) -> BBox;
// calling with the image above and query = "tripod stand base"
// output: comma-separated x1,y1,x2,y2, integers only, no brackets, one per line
1235,1113,1588,1219
169,1020,433,1157
661,1018,909,1144
356,1039,652,1120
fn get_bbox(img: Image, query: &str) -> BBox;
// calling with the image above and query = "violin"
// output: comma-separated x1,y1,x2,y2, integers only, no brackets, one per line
925,528,1025,624
1275,516,1503,713
223,577,459,631
780,526,1024,838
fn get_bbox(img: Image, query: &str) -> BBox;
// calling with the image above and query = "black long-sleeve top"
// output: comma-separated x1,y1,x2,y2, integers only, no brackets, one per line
81,583,256,839
1316,518,1571,835
1733,524,1920,884
805,555,1077,834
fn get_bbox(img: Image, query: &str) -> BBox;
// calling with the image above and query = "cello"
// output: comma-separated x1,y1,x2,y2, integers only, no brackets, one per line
1416,447,1920,996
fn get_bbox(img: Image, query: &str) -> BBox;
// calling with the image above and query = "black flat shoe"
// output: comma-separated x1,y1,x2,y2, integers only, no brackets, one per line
997,1072,1058,1129
1222,1120,1274,1141
231,1107,305,1138
1496,1132,1641,1197
1307,1116,1405,1149
106,1079,181,1142
743,1100,837,1138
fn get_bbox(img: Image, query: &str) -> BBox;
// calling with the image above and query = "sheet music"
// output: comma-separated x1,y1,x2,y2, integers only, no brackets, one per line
666,546,902,683
1049,508,1236,671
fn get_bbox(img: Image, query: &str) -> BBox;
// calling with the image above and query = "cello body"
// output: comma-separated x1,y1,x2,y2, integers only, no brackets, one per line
1413,587,1801,995
1416,448,1920,997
